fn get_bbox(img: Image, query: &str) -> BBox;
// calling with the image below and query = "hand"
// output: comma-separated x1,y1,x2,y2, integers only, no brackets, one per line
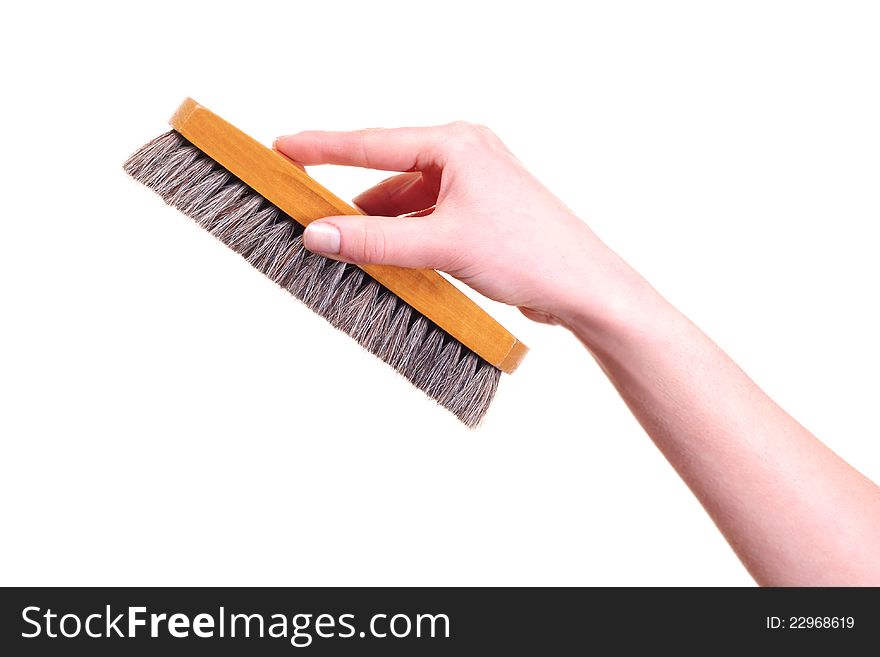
274,123,632,328
279,123,880,586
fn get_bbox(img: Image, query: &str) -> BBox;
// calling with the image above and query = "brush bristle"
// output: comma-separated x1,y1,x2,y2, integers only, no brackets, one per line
123,131,500,426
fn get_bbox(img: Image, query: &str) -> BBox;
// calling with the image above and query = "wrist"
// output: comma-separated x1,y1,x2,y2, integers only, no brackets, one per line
554,249,674,352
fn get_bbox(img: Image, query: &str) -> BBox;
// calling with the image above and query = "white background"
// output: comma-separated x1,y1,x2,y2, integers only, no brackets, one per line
1,1,878,586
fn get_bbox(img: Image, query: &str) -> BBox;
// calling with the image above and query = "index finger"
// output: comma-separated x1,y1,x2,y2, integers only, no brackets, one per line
273,126,448,172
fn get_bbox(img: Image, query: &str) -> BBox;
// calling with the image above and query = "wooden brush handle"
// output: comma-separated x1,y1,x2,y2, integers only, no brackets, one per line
170,98,527,373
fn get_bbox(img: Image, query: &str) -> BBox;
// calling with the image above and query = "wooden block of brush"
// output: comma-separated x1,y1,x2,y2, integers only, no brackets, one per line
170,98,527,373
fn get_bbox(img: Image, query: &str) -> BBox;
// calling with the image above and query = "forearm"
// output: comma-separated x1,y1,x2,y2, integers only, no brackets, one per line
275,124,879,584
564,250,880,586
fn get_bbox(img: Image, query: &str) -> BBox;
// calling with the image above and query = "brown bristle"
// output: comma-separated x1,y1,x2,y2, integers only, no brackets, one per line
123,131,501,426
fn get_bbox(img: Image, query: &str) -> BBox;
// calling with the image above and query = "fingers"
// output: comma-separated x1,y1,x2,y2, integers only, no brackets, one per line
302,215,445,269
518,307,561,325
273,127,447,172
274,149,308,173
352,172,440,216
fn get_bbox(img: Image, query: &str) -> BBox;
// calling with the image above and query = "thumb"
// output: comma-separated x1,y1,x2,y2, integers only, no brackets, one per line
302,215,444,269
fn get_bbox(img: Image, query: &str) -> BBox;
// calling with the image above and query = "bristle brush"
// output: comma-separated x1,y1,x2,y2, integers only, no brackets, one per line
123,98,527,426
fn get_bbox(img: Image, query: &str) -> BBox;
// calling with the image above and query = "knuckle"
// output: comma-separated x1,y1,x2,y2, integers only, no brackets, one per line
447,120,480,138
357,130,375,168
444,120,499,152
428,220,464,271
359,222,388,263
472,123,496,139
447,119,474,132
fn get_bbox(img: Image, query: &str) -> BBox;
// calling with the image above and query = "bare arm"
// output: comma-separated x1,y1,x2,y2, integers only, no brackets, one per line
275,123,880,585
566,254,880,585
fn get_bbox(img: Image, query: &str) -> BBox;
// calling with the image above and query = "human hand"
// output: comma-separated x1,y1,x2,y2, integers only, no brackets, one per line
274,123,635,328
276,128,880,588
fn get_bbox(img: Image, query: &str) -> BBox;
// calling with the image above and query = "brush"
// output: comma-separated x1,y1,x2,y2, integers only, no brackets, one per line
123,98,527,426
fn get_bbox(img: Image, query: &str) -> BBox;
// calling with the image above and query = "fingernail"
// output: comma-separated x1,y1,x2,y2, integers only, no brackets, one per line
273,135,298,151
304,223,340,254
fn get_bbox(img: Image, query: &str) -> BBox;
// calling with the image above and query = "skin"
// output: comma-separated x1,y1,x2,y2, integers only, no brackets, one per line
274,123,880,586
